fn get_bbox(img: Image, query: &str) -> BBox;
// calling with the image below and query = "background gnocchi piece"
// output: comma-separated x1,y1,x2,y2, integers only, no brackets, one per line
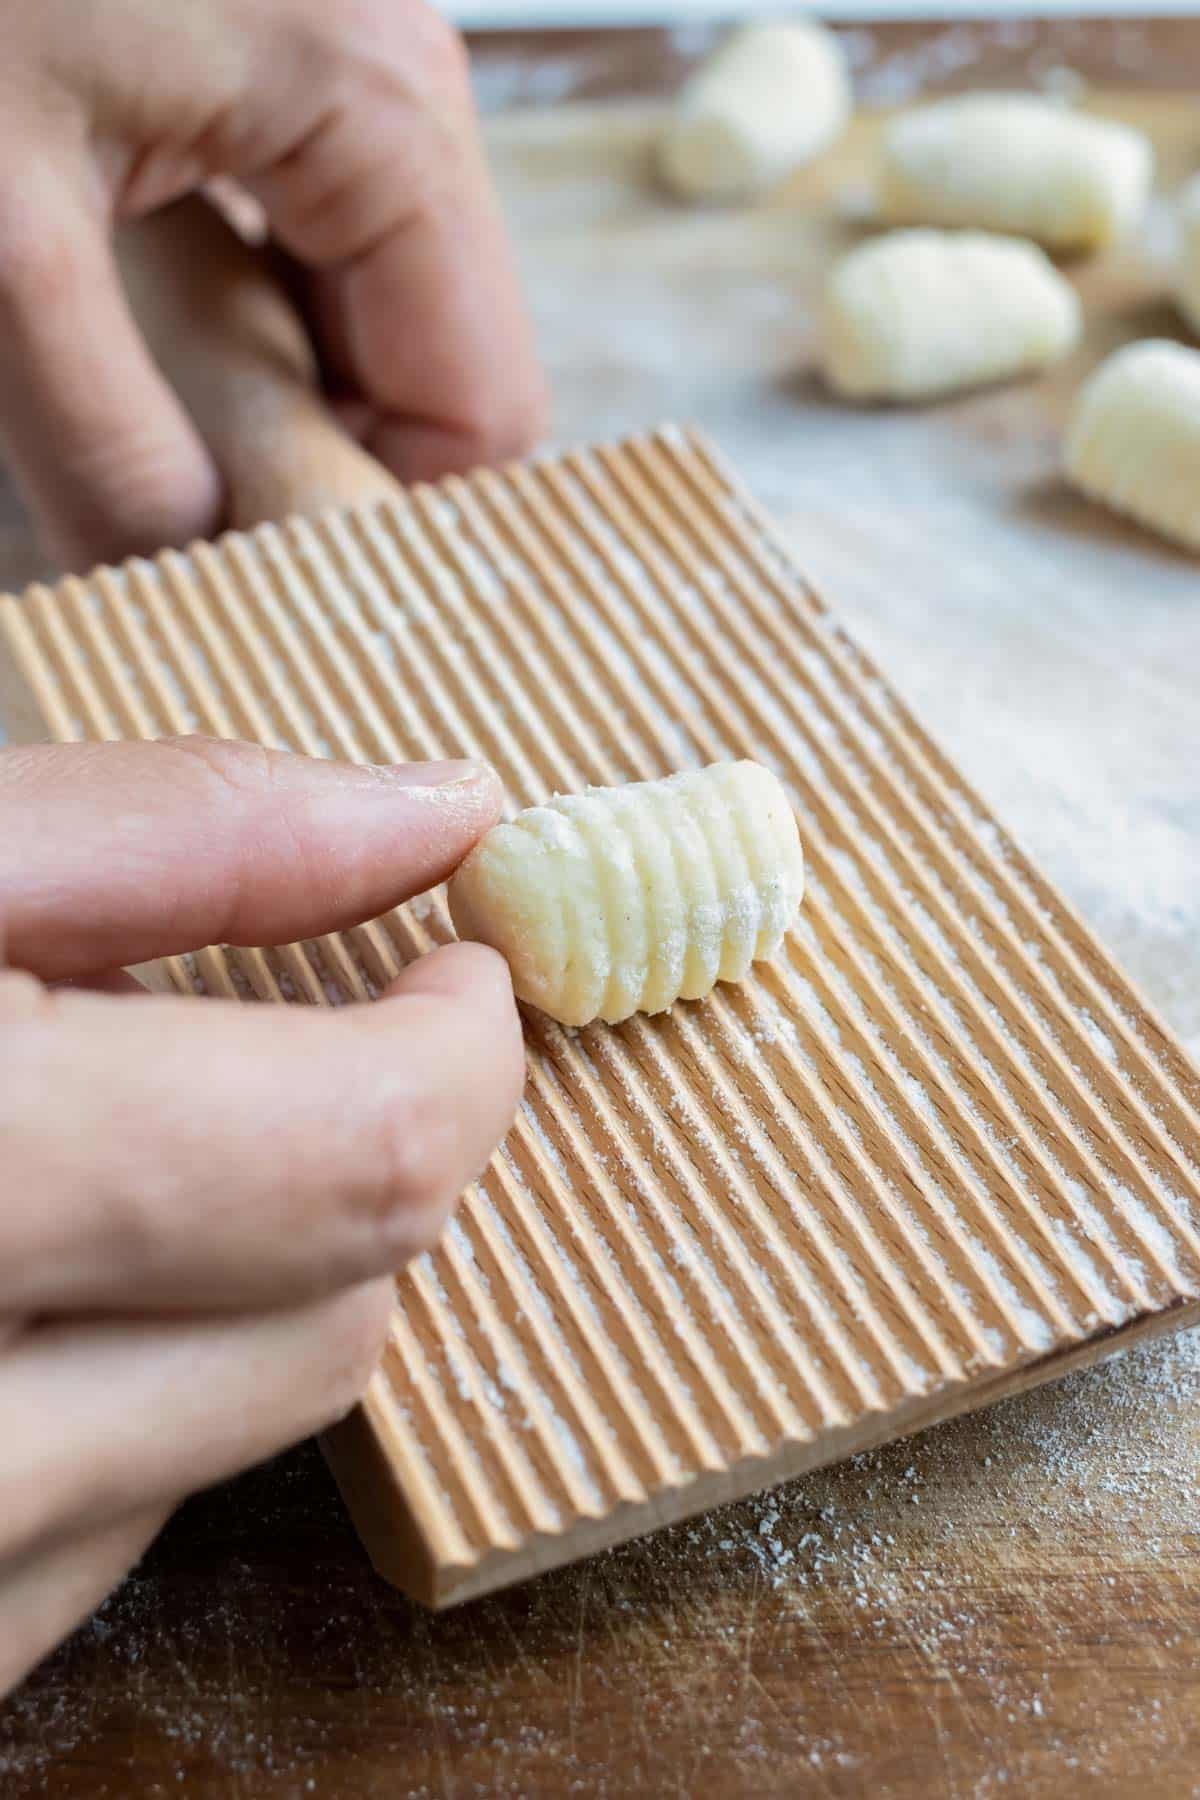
878,93,1153,251
657,20,850,204
1064,338,1200,552
822,229,1081,402
448,762,804,1029
1174,175,1200,335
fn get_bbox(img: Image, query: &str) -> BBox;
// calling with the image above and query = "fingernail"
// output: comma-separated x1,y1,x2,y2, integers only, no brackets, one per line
369,759,494,791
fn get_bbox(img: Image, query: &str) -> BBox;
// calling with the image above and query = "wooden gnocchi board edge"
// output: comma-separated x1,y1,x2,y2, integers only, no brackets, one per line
327,1297,1200,1607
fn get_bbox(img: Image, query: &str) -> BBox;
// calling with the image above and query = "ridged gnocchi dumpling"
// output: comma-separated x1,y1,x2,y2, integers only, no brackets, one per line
1064,339,1200,553
658,21,850,203
822,229,1080,401
448,762,804,1028
878,94,1152,251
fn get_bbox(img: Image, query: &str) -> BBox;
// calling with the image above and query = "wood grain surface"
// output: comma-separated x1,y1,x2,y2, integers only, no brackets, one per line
4,20,1200,1799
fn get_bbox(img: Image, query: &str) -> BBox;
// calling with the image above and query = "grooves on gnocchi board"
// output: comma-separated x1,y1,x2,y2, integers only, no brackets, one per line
4,426,1199,1607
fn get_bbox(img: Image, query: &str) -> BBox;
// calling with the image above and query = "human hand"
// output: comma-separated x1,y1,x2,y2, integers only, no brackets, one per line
0,735,526,1695
0,0,547,571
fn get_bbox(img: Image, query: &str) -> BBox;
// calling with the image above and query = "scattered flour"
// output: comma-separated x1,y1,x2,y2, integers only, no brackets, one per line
3,1325,1198,1791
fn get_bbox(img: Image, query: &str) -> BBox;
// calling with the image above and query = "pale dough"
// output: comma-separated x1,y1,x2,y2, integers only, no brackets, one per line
1174,175,1200,336
822,229,1081,402
448,762,804,1028
878,94,1153,251
1064,339,1200,553
657,21,850,204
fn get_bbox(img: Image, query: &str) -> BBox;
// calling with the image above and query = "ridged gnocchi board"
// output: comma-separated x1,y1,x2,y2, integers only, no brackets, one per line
4,425,1200,1608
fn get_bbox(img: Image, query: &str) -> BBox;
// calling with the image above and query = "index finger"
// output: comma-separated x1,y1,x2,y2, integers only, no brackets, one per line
247,7,548,479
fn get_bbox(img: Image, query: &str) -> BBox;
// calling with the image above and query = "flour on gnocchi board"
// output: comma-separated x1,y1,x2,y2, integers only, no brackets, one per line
488,90,1200,1053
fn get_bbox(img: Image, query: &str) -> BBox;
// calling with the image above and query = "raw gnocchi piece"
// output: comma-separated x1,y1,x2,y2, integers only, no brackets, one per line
658,20,850,203
448,762,804,1028
878,94,1152,251
822,229,1080,401
1063,339,1200,552
1174,175,1200,335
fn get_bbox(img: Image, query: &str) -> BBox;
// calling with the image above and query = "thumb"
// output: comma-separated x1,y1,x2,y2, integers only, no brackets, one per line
0,736,505,981
0,142,222,570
